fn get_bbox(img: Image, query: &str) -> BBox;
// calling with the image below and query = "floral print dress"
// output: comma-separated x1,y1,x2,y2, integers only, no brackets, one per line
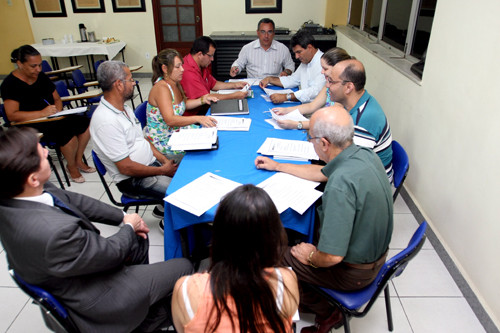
145,78,198,157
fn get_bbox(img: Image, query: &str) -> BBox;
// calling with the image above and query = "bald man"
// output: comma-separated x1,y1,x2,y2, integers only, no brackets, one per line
255,105,393,333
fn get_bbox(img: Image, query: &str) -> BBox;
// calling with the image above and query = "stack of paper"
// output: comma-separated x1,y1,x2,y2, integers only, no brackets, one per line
211,116,251,131
218,83,252,96
265,109,308,129
164,172,241,216
168,127,217,151
257,173,323,214
257,137,319,161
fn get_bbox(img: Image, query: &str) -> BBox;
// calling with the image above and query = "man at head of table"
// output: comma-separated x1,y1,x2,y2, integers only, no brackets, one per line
229,18,295,79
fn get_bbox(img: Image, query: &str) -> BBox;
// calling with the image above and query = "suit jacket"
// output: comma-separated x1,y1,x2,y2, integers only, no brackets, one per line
0,182,151,332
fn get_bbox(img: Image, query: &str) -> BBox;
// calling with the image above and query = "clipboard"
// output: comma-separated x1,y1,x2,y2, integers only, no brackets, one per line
210,99,249,116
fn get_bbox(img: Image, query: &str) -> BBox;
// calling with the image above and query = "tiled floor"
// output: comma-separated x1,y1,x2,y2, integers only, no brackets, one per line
0,78,490,332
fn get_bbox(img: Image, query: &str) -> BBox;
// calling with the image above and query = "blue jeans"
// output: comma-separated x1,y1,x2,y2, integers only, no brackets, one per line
117,160,172,201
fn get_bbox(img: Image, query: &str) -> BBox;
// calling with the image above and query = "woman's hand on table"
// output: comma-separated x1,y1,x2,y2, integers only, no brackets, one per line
197,116,217,128
272,107,292,115
43,104,58,117
203,94,219,105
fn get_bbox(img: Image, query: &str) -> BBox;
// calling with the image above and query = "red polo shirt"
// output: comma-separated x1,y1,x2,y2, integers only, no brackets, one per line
180,53,217,99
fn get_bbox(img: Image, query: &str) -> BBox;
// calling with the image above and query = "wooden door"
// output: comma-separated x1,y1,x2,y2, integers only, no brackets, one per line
152,0,203,57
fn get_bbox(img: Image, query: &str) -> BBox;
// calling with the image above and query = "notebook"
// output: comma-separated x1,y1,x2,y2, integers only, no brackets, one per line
210,99,249,116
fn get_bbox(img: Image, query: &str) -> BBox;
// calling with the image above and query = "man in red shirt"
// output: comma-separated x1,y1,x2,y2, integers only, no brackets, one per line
181,36,248,115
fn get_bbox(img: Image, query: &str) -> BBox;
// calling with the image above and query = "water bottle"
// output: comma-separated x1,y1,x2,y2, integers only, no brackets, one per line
79,24,88,42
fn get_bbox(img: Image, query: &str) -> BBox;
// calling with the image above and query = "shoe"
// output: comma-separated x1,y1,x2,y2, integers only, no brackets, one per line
300,309,343,333
152,205,164,219
65,166,85,183
159,220,164,234
79,166,96,173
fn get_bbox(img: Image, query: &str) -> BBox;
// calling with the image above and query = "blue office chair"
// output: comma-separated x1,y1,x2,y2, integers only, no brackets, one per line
0,102,67,189
392,140,409,202
42,60,76,91
9,270,80,333
71,69,102,105
91,150,164,213
133,101,148,129
311,221,427,333
54,81,74,109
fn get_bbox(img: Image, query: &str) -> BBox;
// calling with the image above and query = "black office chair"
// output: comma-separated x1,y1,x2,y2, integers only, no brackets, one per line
91,150,164,213
310,221,427,333
392,140,409,202
9,269,80,333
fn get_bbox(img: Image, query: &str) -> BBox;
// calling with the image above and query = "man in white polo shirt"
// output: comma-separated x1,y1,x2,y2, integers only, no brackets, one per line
90,61,177,226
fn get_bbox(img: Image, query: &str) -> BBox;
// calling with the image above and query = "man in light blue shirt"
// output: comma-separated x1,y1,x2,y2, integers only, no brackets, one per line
259,30,325,104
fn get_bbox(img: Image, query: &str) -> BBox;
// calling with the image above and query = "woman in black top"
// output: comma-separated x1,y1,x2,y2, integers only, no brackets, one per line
1,45,94,183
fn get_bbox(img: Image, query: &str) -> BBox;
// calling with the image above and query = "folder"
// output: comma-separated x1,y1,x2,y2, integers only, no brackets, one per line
210,99,249,116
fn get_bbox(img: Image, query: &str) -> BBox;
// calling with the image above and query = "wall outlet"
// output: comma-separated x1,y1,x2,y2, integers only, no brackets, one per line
145,52,150,59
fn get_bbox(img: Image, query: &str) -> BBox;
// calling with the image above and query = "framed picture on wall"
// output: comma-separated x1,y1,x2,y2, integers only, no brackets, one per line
111,0,146,12
28,0,67,17
71,0,105,13
245,0,282,14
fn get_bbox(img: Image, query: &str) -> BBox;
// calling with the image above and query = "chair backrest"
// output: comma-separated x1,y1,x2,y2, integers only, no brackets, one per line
91,150,122,207
54,81,72,108
9,270,80,333
0,102,11,127
392,140,409,201
42,60,53,73
134,101,148,129
94,59,105,74
71,69,88,94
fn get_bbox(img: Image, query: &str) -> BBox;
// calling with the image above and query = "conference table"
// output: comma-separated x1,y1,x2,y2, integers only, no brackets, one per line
163,85,318,260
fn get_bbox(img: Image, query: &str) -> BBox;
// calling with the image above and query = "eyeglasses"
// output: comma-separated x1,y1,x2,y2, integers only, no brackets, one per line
325,76,351,85
121,78,135,84
204,53,215,59
259,30,274,35
307,134,322,142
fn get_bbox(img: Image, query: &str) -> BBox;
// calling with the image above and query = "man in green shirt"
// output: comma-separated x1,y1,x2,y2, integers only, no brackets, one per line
255,105,393,333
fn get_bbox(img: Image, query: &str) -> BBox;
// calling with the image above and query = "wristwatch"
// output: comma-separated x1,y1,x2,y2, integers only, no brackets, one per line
286,93,292,101
297,121,303,130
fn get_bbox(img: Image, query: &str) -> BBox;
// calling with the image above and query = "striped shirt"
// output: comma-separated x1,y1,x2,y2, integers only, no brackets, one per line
231,39,295,78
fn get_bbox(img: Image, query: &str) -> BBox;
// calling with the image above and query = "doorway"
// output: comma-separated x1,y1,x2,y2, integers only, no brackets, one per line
152,0,203,56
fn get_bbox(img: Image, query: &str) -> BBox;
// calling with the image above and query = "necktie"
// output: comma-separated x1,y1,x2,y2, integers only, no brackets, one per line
47,192,79,217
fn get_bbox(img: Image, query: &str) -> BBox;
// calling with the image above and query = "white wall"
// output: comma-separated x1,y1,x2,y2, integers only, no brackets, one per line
336,0,500,325
24,0,157,73
202,0,326,34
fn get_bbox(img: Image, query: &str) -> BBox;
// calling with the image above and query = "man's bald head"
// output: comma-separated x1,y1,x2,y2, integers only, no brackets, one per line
334,59,366,91
310,104,354,150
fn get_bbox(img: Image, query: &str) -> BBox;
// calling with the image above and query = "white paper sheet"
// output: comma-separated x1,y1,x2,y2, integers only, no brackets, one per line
228,78,260,86
168,127,217,151
211,116,251,131
48,106,88,118
257,138,319,160
164,172,241,216
257,173,322,214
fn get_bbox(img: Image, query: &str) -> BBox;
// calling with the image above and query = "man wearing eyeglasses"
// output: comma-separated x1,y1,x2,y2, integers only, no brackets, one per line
255,105,393,333
181,36,248,116
230,18,295,78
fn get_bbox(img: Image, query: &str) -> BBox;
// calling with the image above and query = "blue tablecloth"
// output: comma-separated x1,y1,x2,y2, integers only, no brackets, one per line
163,86,316,260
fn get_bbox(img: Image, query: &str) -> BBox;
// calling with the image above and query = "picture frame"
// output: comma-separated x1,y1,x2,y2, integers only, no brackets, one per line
111,0,146,12
28,0,67,17
245,0,282,14
71,0,105,13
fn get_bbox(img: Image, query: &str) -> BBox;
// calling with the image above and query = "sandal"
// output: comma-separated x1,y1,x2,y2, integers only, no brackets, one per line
66,166,86,183
79,166,96,173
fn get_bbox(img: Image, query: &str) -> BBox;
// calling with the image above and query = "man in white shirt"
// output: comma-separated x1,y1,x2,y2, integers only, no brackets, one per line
230,18,295,79
90,61,177,223
259,30,325,104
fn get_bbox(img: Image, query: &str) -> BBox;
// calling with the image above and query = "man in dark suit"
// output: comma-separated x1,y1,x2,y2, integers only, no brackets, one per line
0,127,193,332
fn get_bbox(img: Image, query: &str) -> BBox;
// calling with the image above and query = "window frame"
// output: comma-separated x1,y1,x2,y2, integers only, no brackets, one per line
347,0,427,62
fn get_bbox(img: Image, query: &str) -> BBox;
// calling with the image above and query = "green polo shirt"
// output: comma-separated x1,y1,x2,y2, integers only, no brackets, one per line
317,144,393,264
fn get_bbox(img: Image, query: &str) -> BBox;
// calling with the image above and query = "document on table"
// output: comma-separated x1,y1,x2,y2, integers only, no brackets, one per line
211,116,251,131
228,78,260,86
257,173,322,214
168,127,217,151
218,84,251,95
265,109,308,129
165,172,242,216
262,87,295,103
47,106,88,118
257,137,319,161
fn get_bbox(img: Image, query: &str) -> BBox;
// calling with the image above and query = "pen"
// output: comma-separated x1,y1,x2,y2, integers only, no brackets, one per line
43,99,50,105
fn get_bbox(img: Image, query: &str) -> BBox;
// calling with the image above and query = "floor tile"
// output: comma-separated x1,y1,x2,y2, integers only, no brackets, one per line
0,252,17,288
391,214,433,251
0,288,30,332
394,195,412,214
392,249,463,297
401,297,485,332
6,300,51,333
